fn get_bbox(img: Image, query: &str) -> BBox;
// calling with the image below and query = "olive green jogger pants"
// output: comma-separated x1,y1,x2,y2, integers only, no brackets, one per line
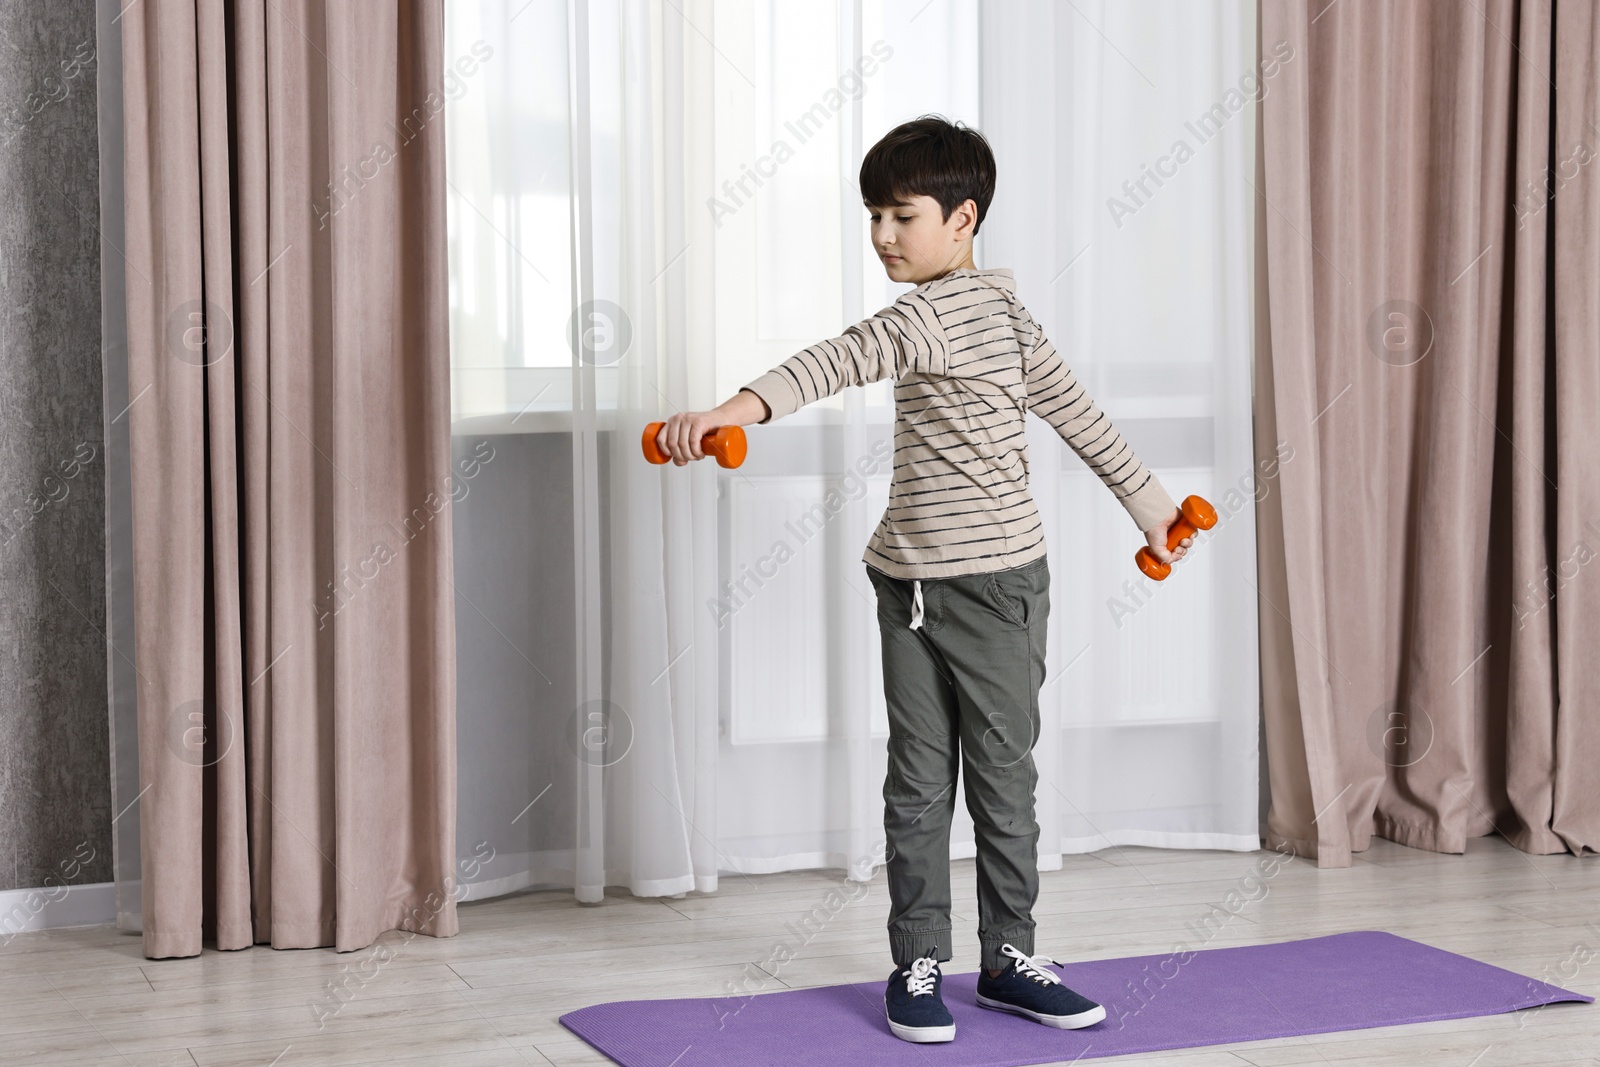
865,555,1050,973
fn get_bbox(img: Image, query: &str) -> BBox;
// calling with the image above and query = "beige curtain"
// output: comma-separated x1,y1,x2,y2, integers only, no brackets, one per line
1255,0,1600,867
122,0,458,956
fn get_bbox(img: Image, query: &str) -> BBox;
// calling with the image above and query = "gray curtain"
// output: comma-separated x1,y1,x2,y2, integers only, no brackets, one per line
1255,0,1600,866
121,0,458,956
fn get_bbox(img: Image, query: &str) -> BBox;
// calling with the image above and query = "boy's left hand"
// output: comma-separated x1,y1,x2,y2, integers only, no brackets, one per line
1144,506,1195,565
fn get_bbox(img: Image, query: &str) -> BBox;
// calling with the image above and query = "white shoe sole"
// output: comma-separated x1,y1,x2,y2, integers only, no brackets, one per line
975,993,1106,1029
885,1011,956,1043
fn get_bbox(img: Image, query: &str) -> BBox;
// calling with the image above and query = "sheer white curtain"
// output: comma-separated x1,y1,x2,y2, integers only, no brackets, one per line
445,0,719,902
444,0,1259,906
982,0,1260,854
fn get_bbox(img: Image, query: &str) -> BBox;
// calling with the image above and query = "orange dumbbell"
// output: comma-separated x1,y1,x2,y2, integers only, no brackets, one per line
642,422,748,469
1135,494,1218,580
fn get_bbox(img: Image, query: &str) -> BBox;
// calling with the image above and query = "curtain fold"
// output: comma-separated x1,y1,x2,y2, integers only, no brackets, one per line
121,0,457,957
1256,0,1600,867
585,0,709,899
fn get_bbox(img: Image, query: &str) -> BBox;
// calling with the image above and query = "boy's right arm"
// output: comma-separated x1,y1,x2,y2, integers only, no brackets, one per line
731,388,770,424
739,294,948,424
654,294,946,465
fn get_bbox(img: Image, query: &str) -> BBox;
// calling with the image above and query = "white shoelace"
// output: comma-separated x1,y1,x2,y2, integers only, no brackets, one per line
909,579,924,630
902,956,939,996
1000,943,1064,986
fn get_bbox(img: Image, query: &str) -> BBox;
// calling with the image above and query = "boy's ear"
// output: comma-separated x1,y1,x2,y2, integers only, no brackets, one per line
952,198,979,239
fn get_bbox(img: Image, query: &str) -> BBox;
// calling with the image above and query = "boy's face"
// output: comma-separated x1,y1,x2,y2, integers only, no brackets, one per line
866,194,977,285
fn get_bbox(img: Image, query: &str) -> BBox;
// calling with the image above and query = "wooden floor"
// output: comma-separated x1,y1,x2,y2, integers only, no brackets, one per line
3,835,1597,1065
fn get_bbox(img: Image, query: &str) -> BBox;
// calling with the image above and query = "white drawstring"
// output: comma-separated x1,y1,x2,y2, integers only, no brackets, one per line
909,580,924,631
1000,943,1064,985
902,957,939,996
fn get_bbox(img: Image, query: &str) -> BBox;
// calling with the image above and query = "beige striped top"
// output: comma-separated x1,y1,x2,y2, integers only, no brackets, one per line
740,267,1176,580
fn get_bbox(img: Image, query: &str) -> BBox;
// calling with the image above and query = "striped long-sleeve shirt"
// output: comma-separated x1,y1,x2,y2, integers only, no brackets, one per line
739,267,1176,580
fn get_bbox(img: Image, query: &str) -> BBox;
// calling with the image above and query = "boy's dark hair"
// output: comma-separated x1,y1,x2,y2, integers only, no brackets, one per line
859,115,996,236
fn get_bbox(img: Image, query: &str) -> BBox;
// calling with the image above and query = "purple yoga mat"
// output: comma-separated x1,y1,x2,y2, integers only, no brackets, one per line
559,931,1591,1066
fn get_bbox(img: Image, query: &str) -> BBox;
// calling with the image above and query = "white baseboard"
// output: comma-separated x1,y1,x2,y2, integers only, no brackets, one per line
0,882,118,939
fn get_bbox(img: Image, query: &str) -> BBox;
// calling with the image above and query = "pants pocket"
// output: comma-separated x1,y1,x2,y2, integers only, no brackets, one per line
988,558,1048,626
984,573,1026,626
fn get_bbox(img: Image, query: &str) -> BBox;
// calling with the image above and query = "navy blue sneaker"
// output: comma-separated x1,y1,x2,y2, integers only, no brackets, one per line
884,956,956,1043
975,943,1106,1029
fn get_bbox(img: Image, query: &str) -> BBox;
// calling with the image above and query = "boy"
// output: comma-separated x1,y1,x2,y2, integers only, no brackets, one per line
653,116,1191,1043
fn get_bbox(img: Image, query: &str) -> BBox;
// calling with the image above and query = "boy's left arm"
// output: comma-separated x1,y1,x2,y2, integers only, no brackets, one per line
1022,315,1192,564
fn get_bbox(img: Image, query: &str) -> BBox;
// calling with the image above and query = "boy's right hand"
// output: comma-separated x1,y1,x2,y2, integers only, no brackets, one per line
655,390,769,464
656,410,723,466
